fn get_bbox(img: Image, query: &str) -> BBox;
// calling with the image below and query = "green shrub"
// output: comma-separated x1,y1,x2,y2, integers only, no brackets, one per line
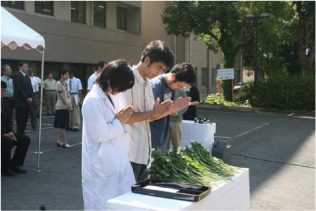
203,94,249,107
240,75,315,110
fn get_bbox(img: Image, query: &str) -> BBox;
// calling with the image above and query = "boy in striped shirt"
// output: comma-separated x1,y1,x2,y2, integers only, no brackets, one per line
118,40,190,182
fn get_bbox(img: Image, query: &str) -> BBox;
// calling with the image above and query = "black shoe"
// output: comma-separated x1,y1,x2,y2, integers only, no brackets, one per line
72,128,79,132
2,169,15,177
11,166,27,174
66,128,72,131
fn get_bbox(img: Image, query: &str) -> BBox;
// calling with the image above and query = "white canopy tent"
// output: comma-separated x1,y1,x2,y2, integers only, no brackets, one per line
1,6,45,171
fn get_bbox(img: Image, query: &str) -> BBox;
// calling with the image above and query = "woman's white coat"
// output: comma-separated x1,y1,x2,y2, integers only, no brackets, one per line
82,84,135,210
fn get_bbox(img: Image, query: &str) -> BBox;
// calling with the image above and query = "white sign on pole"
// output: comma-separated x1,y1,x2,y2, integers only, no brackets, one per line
217,68,234,80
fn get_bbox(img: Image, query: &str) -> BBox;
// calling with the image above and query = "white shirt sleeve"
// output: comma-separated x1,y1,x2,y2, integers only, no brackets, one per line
87,76,93,91
77,78,83,91
82,97,125,143
35,77,42,83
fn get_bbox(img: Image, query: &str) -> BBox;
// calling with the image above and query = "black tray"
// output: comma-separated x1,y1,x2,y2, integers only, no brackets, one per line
131,179,211,202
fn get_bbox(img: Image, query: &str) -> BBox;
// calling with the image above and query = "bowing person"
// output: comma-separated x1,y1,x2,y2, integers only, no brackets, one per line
82,59,135,210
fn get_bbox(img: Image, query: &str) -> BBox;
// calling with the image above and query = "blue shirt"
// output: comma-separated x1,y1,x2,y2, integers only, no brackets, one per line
66,77,83,93
150,75,174,151
1,75,14,97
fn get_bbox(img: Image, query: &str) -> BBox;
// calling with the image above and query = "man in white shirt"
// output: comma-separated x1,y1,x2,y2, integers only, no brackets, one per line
1,64,14,118
117,40,191,182
27,68,42,130
87,61,107,93
66,68,83,132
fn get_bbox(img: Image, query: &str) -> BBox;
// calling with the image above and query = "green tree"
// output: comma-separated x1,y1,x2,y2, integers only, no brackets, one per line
162,1,315,101
241,1,299,77
239,1,314,76
163,1,246,101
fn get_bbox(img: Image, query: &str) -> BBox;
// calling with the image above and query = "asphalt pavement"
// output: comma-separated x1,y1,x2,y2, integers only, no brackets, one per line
1,109,315,210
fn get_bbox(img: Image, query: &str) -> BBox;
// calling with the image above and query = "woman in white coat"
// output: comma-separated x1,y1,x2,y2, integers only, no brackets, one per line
82,59,135,210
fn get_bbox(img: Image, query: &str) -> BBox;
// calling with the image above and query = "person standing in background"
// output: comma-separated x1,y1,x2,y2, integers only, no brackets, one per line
54,69,72,149
44,72,57,116
27,68,41,130
87,60,107,93
183,85,200,120
67,68,83,132
1,64,14,118
165,89,188,151
1,81,30,176
13,61,33,135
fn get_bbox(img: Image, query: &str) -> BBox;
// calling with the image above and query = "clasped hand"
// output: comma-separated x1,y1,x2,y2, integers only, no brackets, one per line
173,97,191,111
116,106,133,124
152,97,173,119
4,132,17,141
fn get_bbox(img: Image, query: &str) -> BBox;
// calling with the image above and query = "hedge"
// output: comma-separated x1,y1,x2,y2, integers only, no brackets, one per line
240,75,315,110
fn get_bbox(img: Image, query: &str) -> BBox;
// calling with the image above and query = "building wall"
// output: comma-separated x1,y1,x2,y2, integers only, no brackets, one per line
2,1,226,95
2,1,142,65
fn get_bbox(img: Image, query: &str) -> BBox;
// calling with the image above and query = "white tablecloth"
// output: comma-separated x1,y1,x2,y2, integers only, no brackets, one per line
181,120,216,151
108,169,250,210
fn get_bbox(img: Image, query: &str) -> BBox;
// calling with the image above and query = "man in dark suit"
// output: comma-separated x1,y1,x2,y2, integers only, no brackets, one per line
13,61,33,135
1,81,30,176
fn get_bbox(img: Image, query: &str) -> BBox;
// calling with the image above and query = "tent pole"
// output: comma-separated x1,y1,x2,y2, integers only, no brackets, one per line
35,49,45,172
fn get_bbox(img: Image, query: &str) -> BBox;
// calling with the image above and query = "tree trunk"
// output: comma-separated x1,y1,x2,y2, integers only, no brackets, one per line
296,1,315,75
221,52,236,102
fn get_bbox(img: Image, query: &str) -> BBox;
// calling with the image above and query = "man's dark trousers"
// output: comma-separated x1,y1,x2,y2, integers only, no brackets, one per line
1,134,30,171
16,107,29,135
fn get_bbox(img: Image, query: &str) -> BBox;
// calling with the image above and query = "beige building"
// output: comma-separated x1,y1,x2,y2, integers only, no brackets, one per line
1,1,243,95
1,1,142,90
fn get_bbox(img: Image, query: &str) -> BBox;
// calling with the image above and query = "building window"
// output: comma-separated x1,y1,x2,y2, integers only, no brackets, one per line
201,67,208,87
71,1,86,24
93,1,106,28
117,6,127,30
1,1,24,10
35,1,54,16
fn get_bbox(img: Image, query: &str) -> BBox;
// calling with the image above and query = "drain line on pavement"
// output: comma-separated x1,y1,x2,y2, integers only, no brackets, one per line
231,153,315,169
228,123,270,143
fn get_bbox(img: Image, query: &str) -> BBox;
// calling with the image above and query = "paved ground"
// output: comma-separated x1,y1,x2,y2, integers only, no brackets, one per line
199,108,315,210
1,109,315,210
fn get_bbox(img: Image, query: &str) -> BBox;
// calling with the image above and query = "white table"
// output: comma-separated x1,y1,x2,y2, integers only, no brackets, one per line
108,169,250,210
180,120,216,151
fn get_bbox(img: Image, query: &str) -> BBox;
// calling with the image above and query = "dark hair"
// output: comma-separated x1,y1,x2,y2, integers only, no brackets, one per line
27,68,33,75
96,59,134,93
170,63,196,85
97,60,107,69
140,40,174,70
18,61,28,68
69,67,76,75
47,72,53,76
1,81,7,89
1,64,10,74
60,68,69,76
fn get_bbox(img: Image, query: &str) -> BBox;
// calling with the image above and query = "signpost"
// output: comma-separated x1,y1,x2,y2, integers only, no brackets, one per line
217,68,234,101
